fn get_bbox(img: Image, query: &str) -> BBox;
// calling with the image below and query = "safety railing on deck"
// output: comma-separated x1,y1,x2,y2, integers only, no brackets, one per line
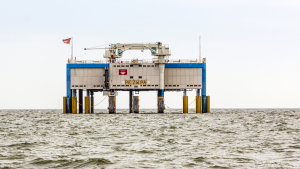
113,59,158,64
168,59,198,63
68,59,200,64
71,60,108,64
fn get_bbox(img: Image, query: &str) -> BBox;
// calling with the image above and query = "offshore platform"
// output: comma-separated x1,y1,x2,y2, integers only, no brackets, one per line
63,41,210,113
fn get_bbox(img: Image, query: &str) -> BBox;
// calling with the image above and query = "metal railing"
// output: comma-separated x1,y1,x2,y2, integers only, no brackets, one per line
168,59,198,63
73,60,108,64
113,59,158,64
69,59,200,64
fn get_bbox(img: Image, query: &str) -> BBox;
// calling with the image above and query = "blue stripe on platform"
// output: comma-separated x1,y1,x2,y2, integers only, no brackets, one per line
165,63,205,68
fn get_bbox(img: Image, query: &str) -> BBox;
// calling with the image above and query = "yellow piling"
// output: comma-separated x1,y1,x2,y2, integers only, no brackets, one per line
207,96,210,113
183,96,188,113
85,96,90,114
63,96,66,113
196,96,201,113
72,96,77,114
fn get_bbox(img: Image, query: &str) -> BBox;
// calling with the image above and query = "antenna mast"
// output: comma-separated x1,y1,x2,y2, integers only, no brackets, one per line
199,36,201,63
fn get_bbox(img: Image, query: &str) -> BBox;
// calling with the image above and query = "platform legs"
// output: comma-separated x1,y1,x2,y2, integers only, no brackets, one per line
202,63,207,113
207,96,210,113
196,89,201,113
85,96,90,114
133,96,139,113
196,96,201,113
72,89,77,114
91,91,94,113
129,90,133,113
183,89,188,113
63,96,67,113
85,90,90,113
183,97,188,113
157,96,164,113
72,97,77,113
108,96,116,113
79,89,83,113
157,89,165,113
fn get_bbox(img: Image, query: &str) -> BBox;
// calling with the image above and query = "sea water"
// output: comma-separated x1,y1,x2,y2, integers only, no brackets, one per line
0,109,299,168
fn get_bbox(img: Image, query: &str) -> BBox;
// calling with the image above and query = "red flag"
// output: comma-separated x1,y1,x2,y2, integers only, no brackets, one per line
62,38,71,44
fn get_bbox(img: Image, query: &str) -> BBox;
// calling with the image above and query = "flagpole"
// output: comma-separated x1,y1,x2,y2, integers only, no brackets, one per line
71,37,73,63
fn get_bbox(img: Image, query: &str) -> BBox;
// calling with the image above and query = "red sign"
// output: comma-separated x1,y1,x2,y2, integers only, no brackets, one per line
119,69,127,75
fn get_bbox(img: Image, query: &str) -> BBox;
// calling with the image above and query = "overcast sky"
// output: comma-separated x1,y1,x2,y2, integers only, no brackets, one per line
1,0,299,109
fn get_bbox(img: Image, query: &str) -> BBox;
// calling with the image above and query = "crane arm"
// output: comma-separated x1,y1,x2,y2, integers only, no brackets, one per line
84,47,109,50
84,42,170,59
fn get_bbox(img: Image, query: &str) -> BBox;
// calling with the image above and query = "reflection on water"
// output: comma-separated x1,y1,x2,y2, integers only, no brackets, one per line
0,109,300,168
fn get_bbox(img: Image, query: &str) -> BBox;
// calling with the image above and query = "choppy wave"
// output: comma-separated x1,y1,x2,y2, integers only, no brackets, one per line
0,109,299,168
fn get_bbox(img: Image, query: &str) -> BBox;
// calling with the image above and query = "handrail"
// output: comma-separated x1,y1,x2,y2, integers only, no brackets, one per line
70,59,201,64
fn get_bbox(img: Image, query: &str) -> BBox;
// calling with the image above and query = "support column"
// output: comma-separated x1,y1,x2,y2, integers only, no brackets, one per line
66,65,72,113
108,96,116,113
157,54,165,114
91,90,94,113
72,89,77,114
183,89,188,113
157,89,164,113
196,89,201,113
133,96,139,113
158,96,164,113
79,89,83,113
129,90,133,113
63,96,67,113
207,96,210,113
202,63,207,113
85,90,90,114
159,63,165,90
